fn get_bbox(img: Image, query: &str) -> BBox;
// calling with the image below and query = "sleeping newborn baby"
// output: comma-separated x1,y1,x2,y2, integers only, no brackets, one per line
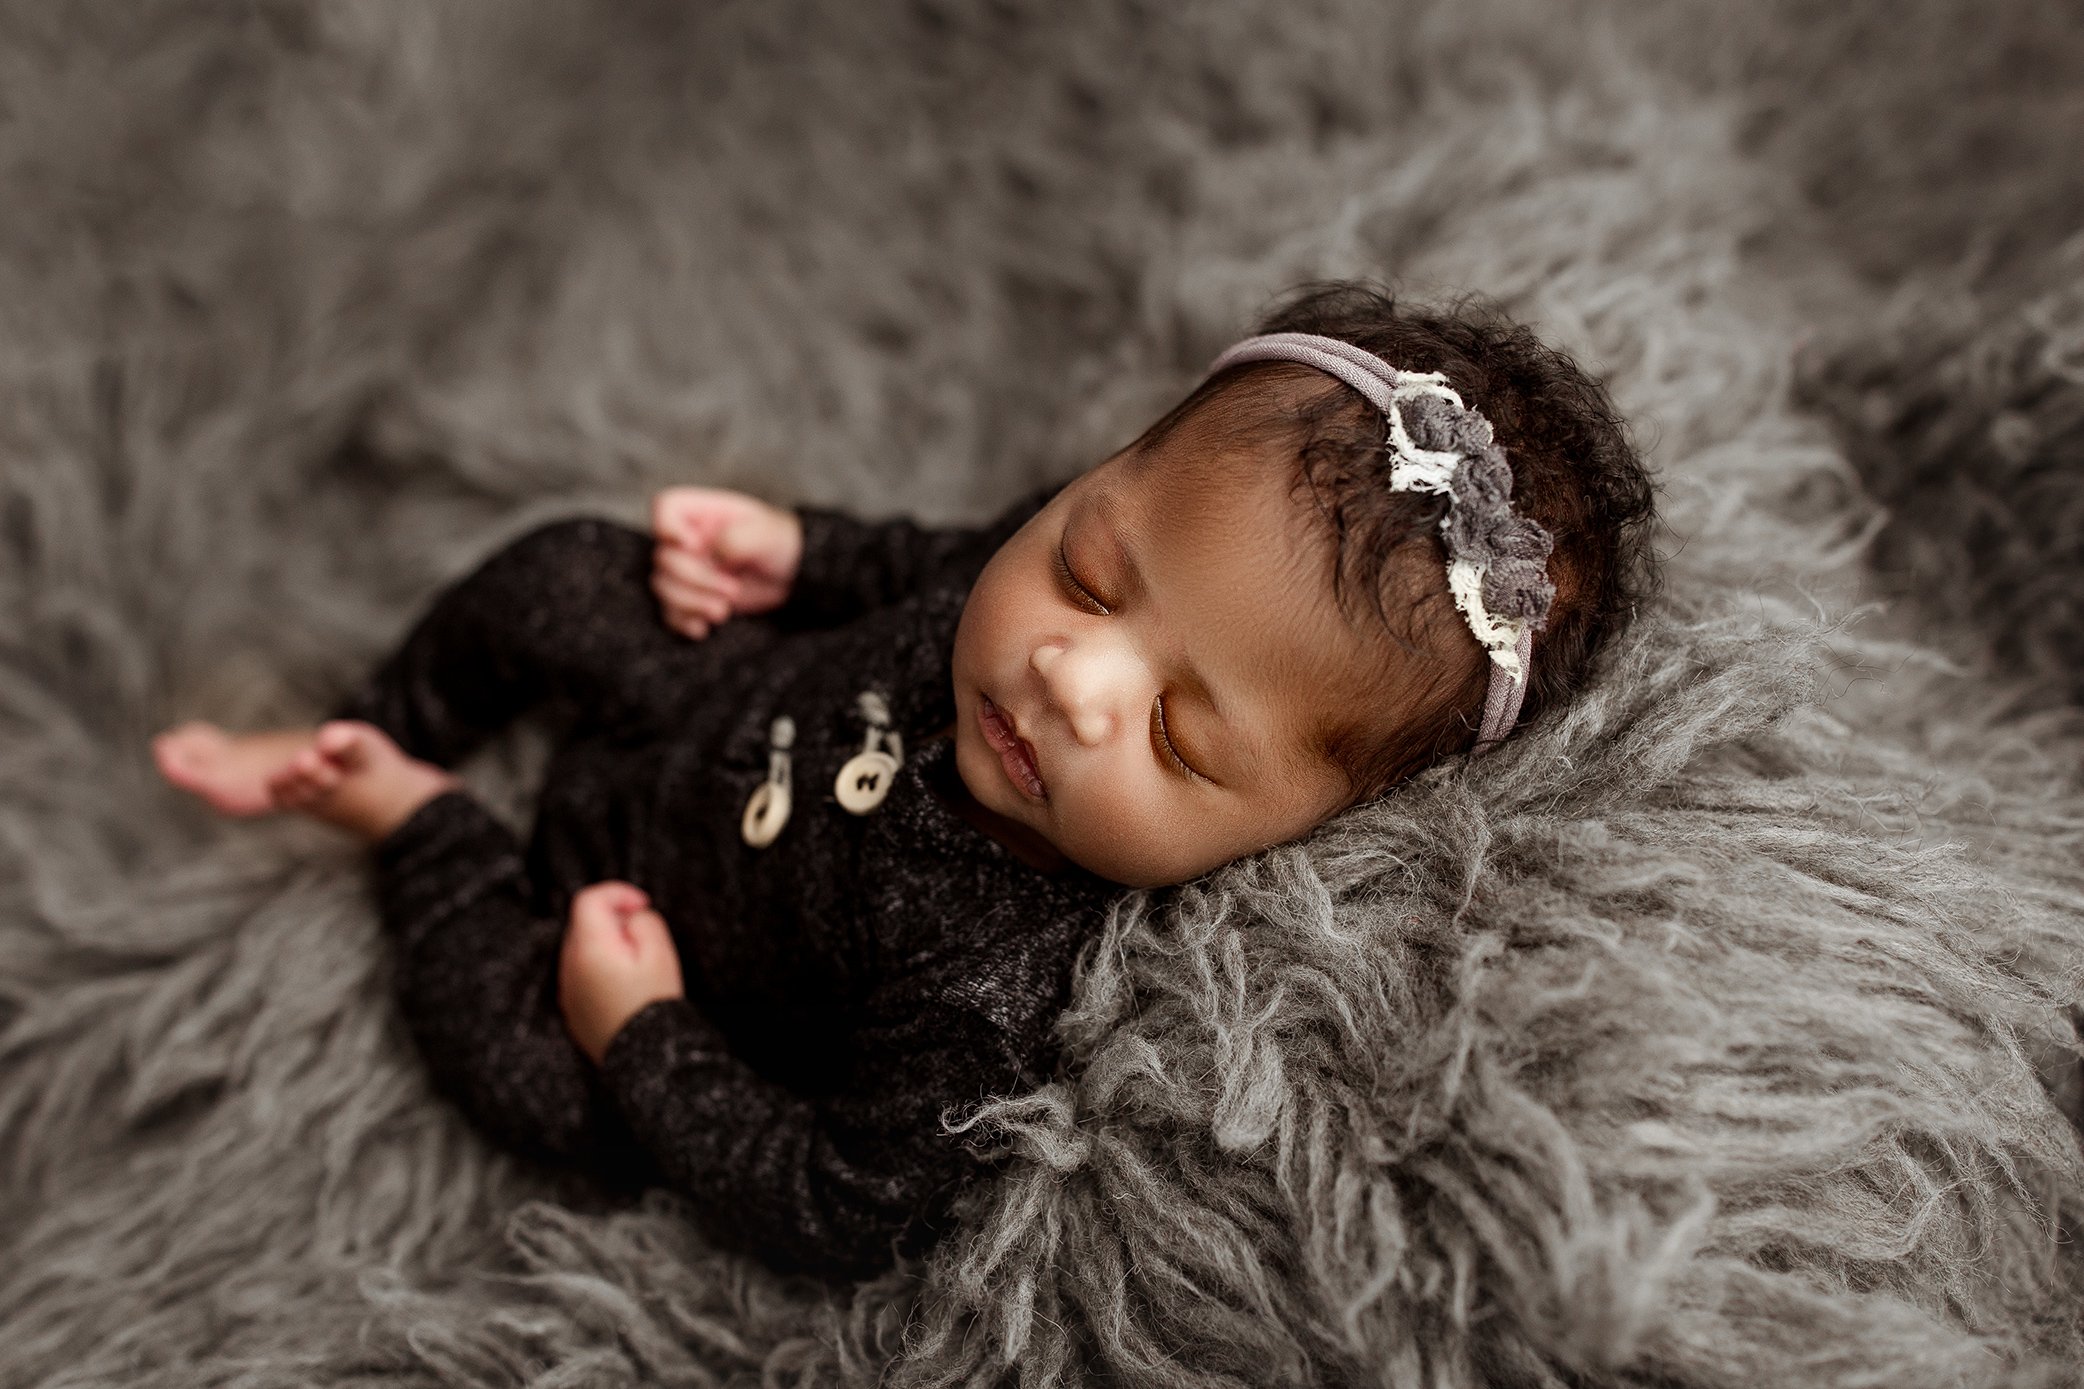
151,281,1656,1280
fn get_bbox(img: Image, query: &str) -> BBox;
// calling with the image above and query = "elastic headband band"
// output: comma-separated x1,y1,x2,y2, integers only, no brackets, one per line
1207,332,1557,752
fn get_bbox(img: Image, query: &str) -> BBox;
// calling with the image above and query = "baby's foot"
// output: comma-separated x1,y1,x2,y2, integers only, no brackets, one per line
266,721,459,842
153,722,320,817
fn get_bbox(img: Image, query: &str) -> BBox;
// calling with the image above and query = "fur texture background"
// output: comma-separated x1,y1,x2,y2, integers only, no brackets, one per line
4,2,2083,1384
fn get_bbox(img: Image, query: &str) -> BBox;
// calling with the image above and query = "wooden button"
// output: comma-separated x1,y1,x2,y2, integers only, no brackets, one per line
834,749,900,814
741,779,791,847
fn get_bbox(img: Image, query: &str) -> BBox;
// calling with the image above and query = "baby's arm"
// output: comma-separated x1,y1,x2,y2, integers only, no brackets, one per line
777,484,1060,626
652,481,1065,636
585,965,1026,1278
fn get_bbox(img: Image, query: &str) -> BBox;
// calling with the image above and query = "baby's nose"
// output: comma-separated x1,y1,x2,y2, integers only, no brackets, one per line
1032,640,1128,746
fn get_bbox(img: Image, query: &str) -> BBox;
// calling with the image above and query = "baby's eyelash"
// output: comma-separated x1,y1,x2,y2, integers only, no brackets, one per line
1151,697,1207,783
1052,542,1108,614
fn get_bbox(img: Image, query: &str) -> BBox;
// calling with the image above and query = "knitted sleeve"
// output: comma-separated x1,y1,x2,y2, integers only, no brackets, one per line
595,971,1034,1279
775,481,1063,628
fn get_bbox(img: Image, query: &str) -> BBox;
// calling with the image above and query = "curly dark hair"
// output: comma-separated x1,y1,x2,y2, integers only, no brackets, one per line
1132,281,1660,802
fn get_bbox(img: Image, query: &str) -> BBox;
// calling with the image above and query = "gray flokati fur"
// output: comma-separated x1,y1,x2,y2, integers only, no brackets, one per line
4,2,2084,1386
1800,258,2084,713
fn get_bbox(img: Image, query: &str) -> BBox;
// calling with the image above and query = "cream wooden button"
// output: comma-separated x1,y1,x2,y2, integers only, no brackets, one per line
834,689,903,815
834,749,900,814
741,715,795,848
741,780,791,847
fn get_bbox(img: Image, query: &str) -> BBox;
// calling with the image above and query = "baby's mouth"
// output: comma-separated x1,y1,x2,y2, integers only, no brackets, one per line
978,694,1046,801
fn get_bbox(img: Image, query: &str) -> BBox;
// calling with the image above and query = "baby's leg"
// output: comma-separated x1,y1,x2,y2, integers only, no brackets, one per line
157,519,677,820
159,519,709,816
376,786,645,1174
331,518,690,766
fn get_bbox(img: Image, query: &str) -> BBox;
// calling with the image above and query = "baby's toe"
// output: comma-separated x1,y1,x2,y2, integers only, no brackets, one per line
268,749,330,801
271,752,308,785
314,721,369,764
152,724,213,773
150,734,191,778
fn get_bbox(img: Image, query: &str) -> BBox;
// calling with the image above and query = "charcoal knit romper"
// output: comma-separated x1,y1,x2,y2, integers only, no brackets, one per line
331,482,1119,1279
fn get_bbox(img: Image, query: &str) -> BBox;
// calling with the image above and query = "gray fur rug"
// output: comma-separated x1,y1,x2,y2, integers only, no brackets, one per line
5,2,2084,1385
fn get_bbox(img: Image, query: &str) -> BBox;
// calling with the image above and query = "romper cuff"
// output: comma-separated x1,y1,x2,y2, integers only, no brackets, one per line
370,789,526,951
597,996,735,1119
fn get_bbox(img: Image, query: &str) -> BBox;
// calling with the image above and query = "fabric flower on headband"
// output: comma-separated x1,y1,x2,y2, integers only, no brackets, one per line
1206,332,1557,749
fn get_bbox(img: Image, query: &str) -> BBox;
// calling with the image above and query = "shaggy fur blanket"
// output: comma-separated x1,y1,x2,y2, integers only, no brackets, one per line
5,2,2084,1385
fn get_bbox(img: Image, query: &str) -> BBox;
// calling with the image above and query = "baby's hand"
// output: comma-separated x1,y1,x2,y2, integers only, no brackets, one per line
650,487,804,640
558,881,686,1066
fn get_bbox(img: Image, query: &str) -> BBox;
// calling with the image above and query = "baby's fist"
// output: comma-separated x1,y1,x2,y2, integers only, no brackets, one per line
558,881,686,1065
650,487,804,639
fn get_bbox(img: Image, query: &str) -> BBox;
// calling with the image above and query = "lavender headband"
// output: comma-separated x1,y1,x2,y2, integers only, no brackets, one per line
1207,332,1557,751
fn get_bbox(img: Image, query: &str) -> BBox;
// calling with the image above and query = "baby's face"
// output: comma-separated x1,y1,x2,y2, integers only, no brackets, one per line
950,440,1381,888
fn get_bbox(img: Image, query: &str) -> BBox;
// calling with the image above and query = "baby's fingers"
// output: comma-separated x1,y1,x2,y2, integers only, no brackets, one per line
653,570,731,638
651,487,725,547
654,540,744,598
651,561,732,617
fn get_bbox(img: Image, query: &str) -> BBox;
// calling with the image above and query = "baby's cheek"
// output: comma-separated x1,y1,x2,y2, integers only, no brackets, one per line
1061,778,1204,889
